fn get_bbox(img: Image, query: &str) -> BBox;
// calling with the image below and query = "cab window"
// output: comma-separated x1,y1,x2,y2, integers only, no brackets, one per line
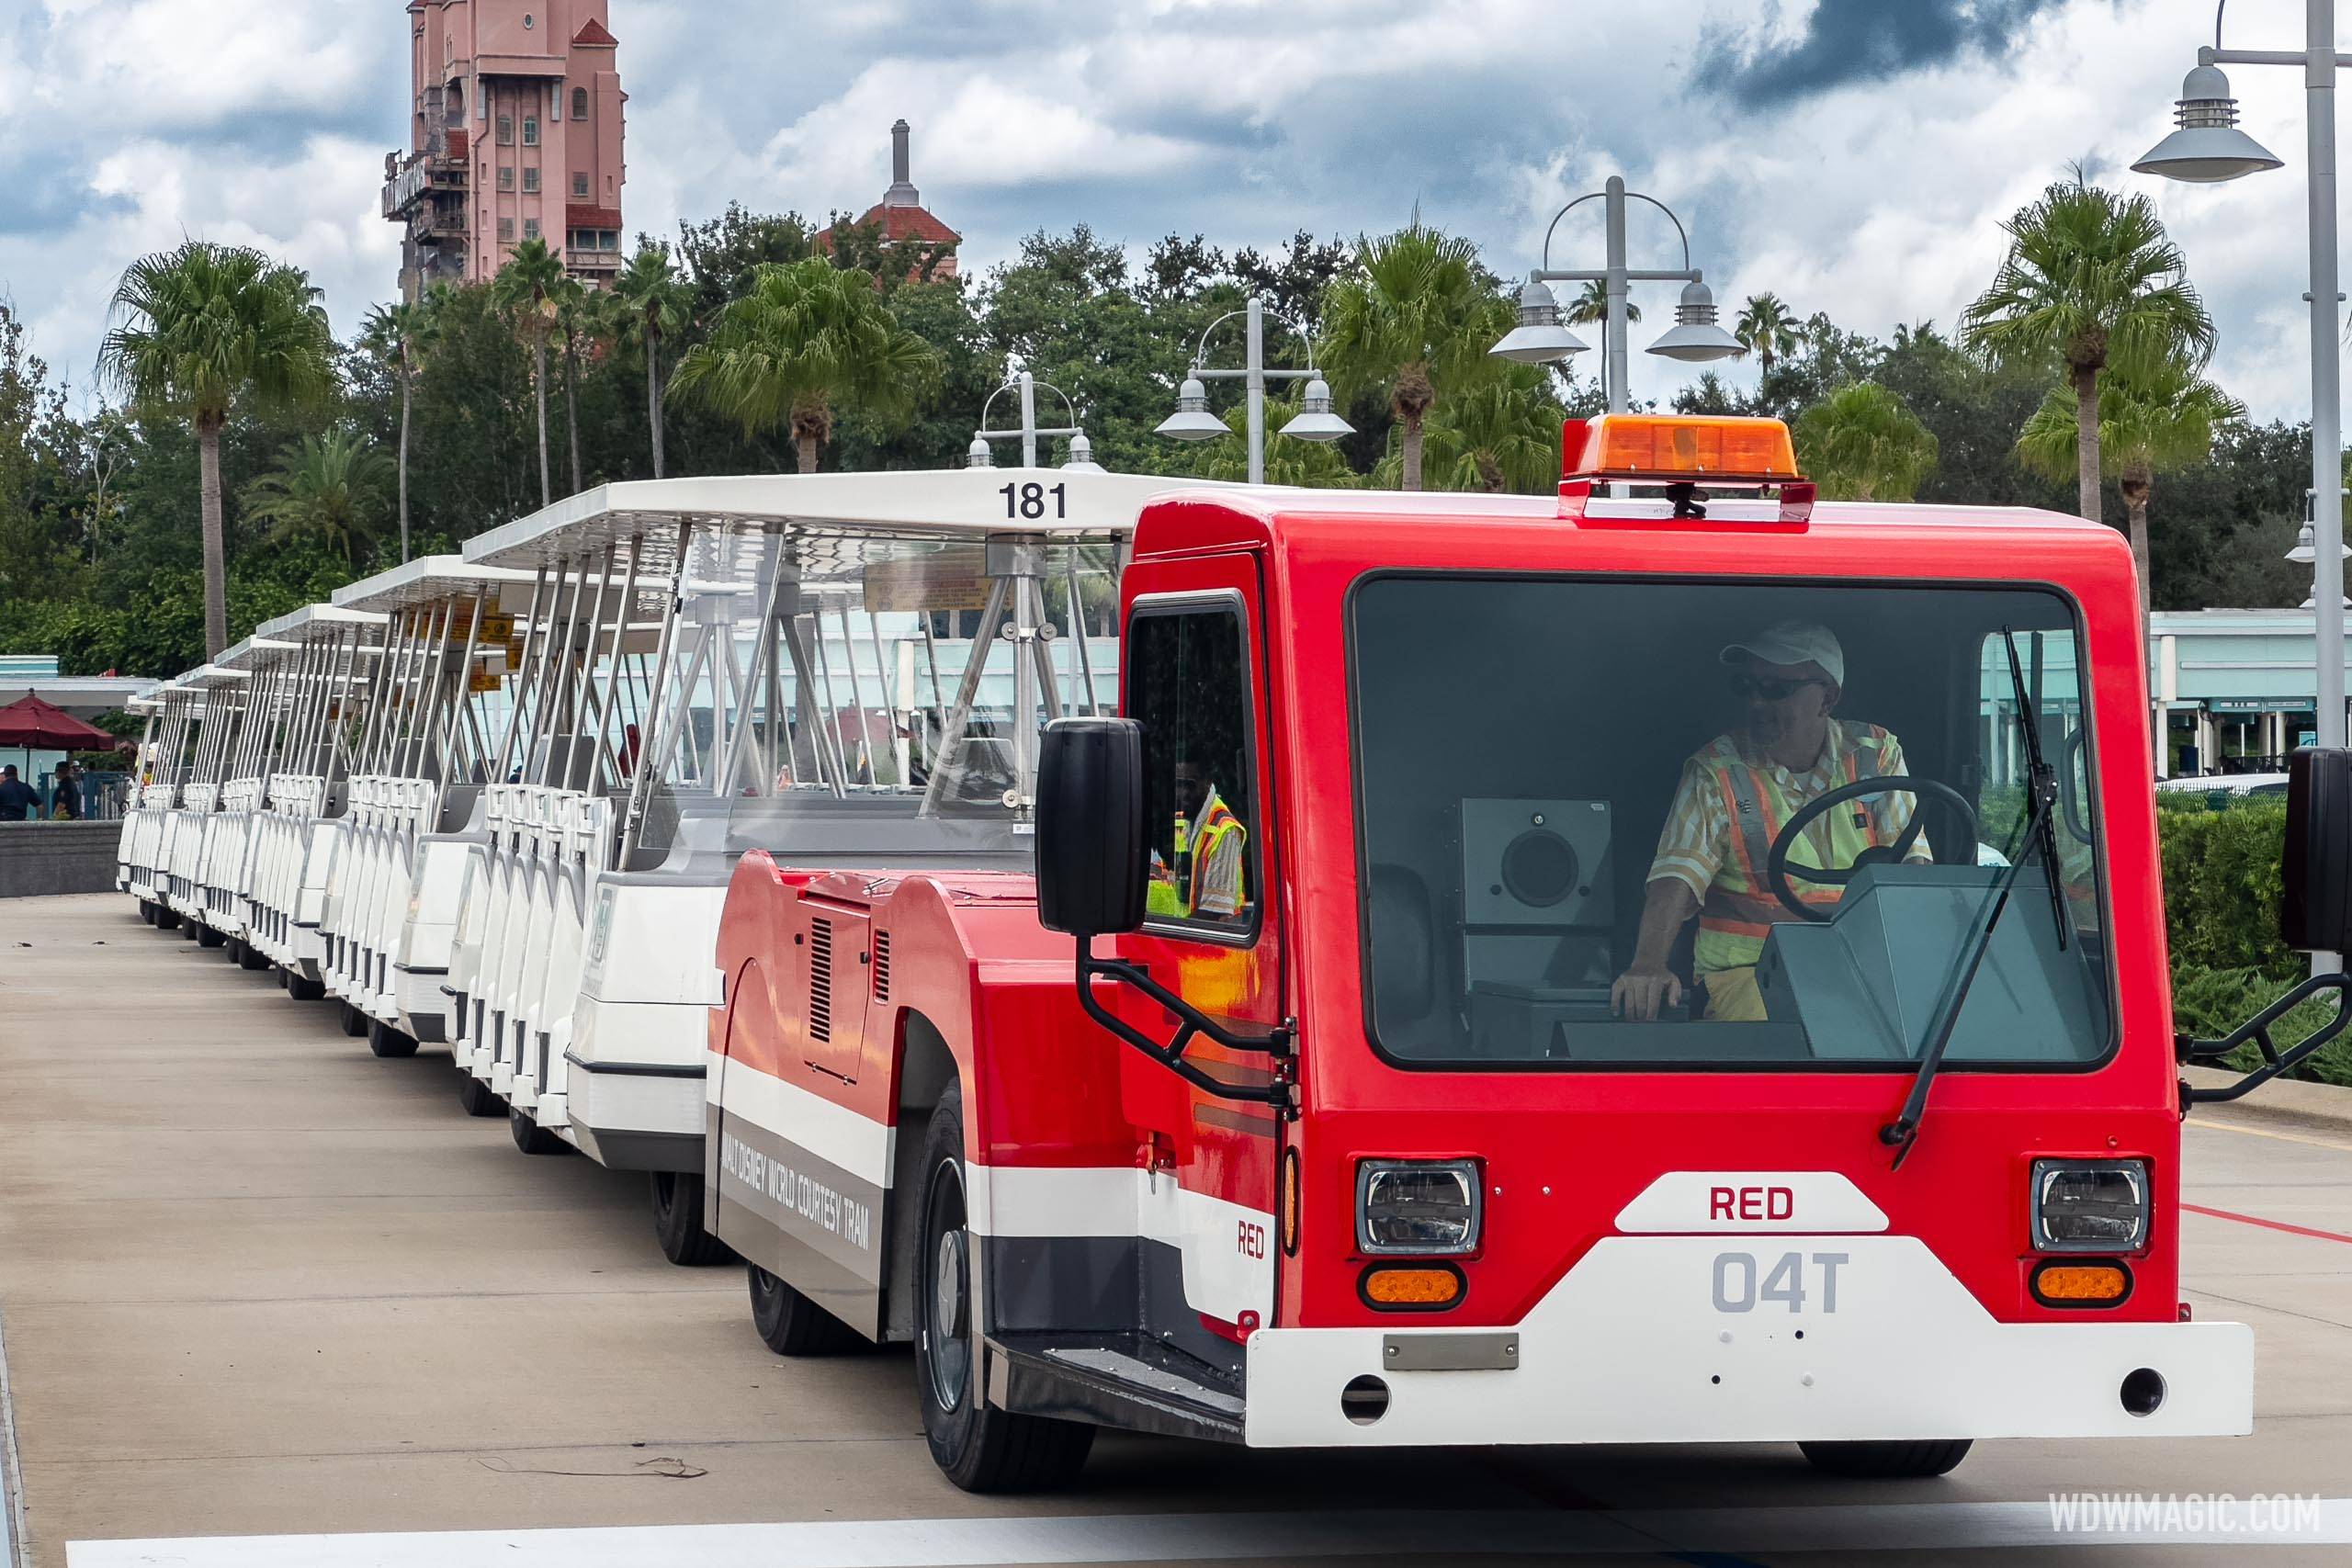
1126,601,1257,937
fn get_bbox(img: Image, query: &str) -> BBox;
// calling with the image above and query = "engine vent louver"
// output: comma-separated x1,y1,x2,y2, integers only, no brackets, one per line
808,917,833,1043
871,929,890,1002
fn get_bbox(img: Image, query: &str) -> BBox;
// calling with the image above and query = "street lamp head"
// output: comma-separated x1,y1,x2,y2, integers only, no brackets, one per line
967,434,993,468
2132,63,2283,183
1155,374,1228,442
1645,280,1745,363
1062,430,1106,472
1488,277,1589,365
1278,376,1354,443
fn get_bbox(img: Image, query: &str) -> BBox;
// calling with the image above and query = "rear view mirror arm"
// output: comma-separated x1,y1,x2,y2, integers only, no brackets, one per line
1073,936,1296,1112
2176,971,2352,1106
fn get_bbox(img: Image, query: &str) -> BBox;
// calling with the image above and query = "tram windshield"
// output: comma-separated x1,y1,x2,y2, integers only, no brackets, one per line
631,529,1121,865
1351,576,2112,1070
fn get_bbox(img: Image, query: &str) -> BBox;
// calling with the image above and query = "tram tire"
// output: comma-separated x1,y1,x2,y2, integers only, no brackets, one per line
913,1082,1094,1493
238,941,270,972
748,1263,859,1355
508,1106,567,1156
1798,1438,1973,1479
195,923,225,949
153,906,179,931
456,1071,503,1118
368,1019,419,1059
138,900,157,925
338,1001,368,1037
287,971,325,1002
651,1171,734,1267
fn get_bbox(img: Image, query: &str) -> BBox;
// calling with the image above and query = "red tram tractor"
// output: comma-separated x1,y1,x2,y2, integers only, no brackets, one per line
706,413,2308,1492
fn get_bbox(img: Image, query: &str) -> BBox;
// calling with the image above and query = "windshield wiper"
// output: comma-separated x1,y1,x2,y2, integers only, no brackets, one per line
1880,628,2067,1169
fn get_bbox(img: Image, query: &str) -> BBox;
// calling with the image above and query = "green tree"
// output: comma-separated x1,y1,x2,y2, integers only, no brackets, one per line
1563,279,1641,330
1374,362,1565,493
1199,389,1361,487
1318,223,1510,491
489,238,566,506
1962,175,2216,523
358,293,442,562
240,430,392,568
1793,382,1940,502
615,243,692,478
551,278,618,494
1736,292,1802,404
667,256,937,473
97,241,335,654
2018,351,2245,612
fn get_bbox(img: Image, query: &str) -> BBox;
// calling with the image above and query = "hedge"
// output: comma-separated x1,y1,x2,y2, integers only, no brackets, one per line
2154,795,2352,1086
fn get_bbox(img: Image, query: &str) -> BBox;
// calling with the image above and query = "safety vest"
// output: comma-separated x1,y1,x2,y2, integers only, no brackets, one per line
1148,788,1248,919
1692,722,1896,976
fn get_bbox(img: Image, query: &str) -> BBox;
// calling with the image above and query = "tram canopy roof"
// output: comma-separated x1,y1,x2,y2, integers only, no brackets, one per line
330,553,538,614
459,469,1215,572
254,603,389,642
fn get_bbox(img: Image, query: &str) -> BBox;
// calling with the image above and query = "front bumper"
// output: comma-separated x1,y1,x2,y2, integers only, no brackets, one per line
1242,1235,2252,1448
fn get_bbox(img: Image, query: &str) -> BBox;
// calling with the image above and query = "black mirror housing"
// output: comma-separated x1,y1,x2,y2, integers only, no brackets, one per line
1036,717,1147,937
2283,748,2352,951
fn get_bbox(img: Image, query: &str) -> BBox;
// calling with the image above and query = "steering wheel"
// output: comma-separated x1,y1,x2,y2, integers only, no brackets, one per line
1768,775,1980,922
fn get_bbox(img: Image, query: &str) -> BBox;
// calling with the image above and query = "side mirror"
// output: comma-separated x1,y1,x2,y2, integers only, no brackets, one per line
2282,748,2352,951
1035,717,1146,937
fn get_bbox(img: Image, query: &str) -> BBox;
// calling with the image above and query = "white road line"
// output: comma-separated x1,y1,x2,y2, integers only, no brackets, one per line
62,1497,2352,1566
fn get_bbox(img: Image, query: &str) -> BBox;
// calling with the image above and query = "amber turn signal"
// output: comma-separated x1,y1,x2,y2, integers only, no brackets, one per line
2032,1260,2131,1306
1361,1266,1464,1309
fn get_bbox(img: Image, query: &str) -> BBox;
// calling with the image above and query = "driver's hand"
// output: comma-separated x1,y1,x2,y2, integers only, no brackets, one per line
1611,964,1682,1021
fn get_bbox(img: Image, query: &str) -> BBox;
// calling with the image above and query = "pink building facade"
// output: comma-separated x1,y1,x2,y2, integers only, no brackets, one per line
382,0,628,298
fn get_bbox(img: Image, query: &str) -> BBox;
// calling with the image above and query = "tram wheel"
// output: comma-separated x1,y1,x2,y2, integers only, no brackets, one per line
508,1106,567,1156
368,1019,419,1059
1799,1438,1973,1479
913,1082,1092,1492
457,1070,503,1118
652,1171,734,1266
749,1263,859,1355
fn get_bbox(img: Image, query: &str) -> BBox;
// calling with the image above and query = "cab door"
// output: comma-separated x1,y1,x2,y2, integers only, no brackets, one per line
1114,566,1289,1363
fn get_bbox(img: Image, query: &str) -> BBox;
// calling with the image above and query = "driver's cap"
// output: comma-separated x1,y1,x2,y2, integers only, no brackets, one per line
1720,619,1844,686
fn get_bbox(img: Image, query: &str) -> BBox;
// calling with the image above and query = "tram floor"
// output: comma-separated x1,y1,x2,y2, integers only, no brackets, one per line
2,892,2350,1568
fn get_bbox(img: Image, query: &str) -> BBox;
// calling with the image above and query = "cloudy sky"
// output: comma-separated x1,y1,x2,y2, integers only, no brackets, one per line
0,0,2337,421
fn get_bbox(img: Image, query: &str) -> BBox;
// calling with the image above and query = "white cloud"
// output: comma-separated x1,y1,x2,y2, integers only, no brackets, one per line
0,0,2342,434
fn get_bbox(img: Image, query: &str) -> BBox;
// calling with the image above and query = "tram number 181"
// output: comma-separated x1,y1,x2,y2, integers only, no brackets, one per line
1713,1250,1848,1314
1001,481,1069,521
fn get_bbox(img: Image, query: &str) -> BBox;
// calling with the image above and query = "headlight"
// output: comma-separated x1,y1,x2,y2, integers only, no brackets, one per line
2032,1159,2149,1252
1356,1159,1481,1256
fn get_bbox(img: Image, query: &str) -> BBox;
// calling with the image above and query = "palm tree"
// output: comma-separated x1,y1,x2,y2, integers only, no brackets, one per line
1563,282,1639,409
615,243,692,478
1736,292,1802,388
551,278,616,494
1375,362,1565,493
241,430,394,567
490,238,567,506
667,256,935,473
358,295,441,562
1317,222,1512,491
1198,391,1361,487
1792,383,1939,502
98,241,334,655
1962,174,2216,523
2018,350,2245,614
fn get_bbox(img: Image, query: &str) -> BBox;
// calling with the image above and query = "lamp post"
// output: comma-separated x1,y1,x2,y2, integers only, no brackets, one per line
1489,174,1745,409
1156,295,1351,482
2134,3,2342,769
967,370,1101,471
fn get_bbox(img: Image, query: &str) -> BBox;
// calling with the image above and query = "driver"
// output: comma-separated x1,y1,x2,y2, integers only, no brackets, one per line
1611,619,1930,1022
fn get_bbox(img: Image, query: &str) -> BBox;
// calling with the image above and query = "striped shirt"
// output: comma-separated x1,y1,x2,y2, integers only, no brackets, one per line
1648,720,1925,901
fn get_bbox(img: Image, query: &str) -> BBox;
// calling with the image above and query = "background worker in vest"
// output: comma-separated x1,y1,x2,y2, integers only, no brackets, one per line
1148,756,1248,919
1611,619,1929,1021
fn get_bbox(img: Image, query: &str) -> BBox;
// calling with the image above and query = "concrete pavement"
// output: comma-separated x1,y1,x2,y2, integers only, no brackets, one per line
3,892,2350,1567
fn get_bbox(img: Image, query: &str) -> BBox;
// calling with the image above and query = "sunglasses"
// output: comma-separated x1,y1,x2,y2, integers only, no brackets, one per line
1730,674,1825,701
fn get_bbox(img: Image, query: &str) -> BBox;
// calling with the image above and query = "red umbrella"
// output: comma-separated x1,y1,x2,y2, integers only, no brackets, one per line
0,694,116,750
